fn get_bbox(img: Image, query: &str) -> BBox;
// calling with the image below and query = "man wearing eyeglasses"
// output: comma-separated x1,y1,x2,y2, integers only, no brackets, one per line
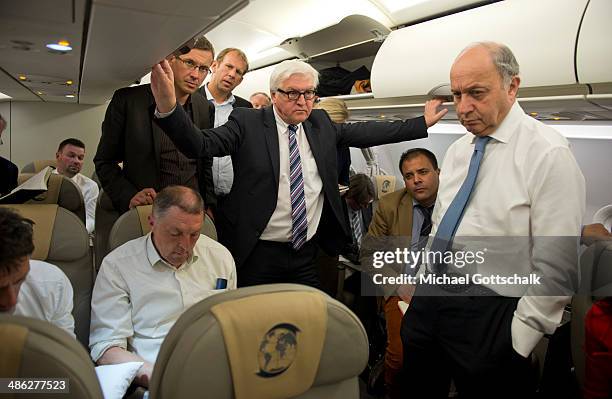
94,36,217,214
199,48,252,215
150,59,447,287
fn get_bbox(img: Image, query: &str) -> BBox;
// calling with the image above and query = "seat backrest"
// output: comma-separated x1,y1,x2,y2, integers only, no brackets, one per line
149,284,369,399
21,159,57,173
571,240,612,388
19,172,86,225
0,204,94,348
93,189,120,271
0,315,103,399
108,205,217,252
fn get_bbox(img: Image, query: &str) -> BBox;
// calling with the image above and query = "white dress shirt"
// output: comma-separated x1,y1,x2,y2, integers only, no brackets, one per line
89,233,236,364
259,106,324,242
205,84,236,196
14,260,75,337
53,169,99,234
432,101,585,357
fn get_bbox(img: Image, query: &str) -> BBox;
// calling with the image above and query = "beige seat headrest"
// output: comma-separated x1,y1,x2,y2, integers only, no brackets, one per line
0,204,57,260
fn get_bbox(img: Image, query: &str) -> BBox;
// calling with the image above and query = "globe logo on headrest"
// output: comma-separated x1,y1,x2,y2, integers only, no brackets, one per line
256,323,299,378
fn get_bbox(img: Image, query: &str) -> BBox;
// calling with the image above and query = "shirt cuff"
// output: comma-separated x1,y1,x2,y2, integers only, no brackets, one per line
511,315,544,358
154,106,176,119
90,339,128,363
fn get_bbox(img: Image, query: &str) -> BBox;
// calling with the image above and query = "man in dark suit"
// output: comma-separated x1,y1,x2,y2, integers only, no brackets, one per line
94,36,216,214
0,114,18,196
199,48,252,212
150,58,446,287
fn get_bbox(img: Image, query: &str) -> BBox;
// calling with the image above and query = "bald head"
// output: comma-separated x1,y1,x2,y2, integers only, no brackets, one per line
450,42,521,137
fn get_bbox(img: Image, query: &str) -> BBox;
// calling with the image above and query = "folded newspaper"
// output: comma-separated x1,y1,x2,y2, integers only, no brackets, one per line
0,166,52,204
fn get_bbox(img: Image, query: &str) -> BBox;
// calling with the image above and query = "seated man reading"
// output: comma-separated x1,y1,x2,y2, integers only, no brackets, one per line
89,185,236,387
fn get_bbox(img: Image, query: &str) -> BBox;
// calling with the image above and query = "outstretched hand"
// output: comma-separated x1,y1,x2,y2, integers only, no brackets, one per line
424,98,448,128
151,60,177,113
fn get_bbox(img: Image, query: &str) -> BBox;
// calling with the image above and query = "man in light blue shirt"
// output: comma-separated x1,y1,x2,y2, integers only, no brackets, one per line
200,48,252,200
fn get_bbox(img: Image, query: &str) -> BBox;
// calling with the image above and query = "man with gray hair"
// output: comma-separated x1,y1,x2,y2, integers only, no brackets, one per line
150,58,446,287
250,92,271,109
89,185,236,387
400,42,585,397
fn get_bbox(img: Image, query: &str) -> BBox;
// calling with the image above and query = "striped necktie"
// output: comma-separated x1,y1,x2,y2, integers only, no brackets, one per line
430,136,491,269
288,124,307,250
350,209,363,248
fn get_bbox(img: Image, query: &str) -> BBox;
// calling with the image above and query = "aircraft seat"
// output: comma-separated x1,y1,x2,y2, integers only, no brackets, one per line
108,205,217,252
0,315,103,399
93,189,120,271
18,172,86,226
0,204,94,348
21,159,57,173
571,240,612,389
149,284,368,399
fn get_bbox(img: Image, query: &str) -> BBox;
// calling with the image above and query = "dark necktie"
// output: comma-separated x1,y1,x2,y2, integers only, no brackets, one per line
418,205,434,237
288,124,307,250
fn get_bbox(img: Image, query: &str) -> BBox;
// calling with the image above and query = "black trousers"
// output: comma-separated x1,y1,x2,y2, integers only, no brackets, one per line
400,289,535,399
237,240,321,288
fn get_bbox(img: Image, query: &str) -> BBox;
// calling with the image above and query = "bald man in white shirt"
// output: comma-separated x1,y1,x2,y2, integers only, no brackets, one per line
399,42,585,398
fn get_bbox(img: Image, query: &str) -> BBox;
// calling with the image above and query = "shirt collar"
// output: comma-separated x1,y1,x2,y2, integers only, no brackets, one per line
469,101,524,145
272,106,302,135
204,83,235,106
145,232,198,270
52,168,80,182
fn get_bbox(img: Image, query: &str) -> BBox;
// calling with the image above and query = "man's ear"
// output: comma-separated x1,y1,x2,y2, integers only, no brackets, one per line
508,76,520,100
210,60,219,74
148,214,155,228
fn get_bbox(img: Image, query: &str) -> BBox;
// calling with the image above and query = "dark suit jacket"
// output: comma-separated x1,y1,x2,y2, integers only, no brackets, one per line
94,84,215,213
155,105,428,267
0,156,18,196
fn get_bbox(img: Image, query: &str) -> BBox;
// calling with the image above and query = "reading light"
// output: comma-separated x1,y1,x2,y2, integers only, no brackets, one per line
46,41,72,51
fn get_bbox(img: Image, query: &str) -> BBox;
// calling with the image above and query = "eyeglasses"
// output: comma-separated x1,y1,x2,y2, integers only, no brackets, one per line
176,57,210,74
276,88,317,101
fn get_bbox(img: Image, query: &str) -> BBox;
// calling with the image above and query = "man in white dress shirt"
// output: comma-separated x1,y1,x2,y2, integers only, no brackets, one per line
89,185,236,388
0,207,75,336
55,138,99,234
399,42,585,398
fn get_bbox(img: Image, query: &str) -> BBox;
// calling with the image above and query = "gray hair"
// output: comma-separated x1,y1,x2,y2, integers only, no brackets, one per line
269,60,319,92
460,42,520,87
250,91,271,104
152,185,204,218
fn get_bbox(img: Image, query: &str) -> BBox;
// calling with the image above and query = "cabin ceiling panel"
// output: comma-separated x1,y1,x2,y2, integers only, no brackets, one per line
0,0,85,103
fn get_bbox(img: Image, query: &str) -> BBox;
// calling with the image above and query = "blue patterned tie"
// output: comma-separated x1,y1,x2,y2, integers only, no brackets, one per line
430,136,491,263
288,124,307,250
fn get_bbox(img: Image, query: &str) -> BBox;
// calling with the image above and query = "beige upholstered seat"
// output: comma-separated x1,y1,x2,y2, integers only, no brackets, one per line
0,315,103,399
108,205,217,252
93,189,120,271
149,284,369,399
18,172,86,225
20,159,57,173
571,240,612,388
0,204,94,348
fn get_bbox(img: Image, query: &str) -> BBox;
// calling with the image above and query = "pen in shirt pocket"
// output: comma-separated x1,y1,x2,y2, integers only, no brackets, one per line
215,278,228,289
